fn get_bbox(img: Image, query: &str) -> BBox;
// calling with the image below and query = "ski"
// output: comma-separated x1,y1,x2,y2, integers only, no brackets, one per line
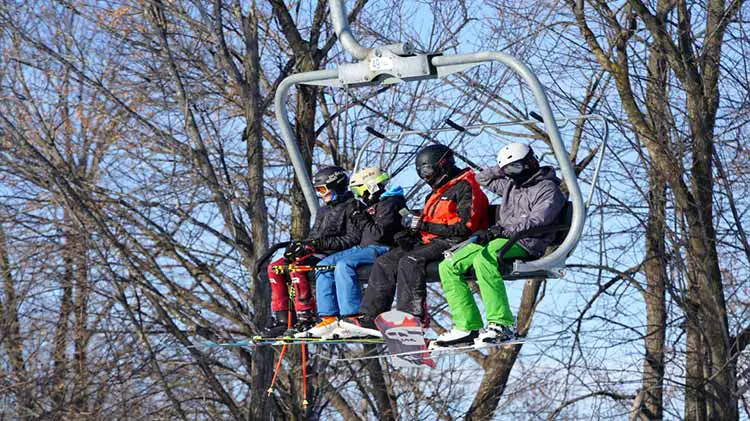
199,336,384,348
252,335,384,345
323,331,568,364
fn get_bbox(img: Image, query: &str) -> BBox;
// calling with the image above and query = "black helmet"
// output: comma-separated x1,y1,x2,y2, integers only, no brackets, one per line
415,144,455,187
312,166,349,196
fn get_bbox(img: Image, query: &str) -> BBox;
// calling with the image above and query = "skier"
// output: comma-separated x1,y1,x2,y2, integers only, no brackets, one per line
332,144,489,338
434,142,565,347
296,168,406,338
263,166,360,336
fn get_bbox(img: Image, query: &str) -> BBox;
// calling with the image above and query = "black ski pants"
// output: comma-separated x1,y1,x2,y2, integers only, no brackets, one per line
360,239,452,320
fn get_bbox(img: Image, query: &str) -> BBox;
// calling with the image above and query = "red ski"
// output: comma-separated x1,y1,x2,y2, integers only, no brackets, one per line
374,310,436,368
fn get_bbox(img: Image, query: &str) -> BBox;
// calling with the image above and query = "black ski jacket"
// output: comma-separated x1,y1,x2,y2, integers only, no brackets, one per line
356,187,407,247
308,191,361,253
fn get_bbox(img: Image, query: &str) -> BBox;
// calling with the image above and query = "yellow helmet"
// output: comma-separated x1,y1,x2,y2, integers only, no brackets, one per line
349,167,389,198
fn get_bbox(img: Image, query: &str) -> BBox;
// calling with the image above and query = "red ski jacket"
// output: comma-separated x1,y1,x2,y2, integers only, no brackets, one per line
418,169,489,244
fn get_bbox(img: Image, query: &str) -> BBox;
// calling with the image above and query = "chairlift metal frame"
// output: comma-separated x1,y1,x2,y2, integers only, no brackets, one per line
273,0,601,278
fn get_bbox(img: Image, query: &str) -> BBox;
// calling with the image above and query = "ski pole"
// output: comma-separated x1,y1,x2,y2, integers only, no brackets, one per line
268,281,299,395
443,236,477,260
268,304,293,396
301,343,308,410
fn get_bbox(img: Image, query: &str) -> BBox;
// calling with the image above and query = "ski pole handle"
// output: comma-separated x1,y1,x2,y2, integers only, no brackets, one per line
443,236,477,259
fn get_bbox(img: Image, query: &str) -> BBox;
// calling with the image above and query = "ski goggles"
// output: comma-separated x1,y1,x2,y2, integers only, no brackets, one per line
416,163,436,181
314,185,330,195
350,184,368,197
502,162,524,175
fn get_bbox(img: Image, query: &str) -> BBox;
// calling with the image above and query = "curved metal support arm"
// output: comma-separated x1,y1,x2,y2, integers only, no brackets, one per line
432,52,585,274
274,68,339,219
580,115,608,209
330,0,371,60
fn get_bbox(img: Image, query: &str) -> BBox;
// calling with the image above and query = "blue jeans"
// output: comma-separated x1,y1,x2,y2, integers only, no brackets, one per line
316,245,390,316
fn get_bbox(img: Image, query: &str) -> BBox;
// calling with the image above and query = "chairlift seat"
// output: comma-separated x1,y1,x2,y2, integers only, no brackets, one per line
258,202,573,285
355,201,573,282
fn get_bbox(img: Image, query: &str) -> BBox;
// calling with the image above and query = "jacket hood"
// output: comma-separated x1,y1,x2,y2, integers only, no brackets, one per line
520,166,560,187
381,185,405,198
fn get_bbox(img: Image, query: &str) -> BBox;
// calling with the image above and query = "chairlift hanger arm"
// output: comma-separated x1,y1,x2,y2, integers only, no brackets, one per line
329,0,370,60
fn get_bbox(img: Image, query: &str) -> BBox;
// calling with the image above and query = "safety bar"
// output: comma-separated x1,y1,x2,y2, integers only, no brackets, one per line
354,114,609,185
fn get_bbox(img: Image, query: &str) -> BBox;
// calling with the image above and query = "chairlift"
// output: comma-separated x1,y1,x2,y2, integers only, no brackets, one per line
269,0,608,281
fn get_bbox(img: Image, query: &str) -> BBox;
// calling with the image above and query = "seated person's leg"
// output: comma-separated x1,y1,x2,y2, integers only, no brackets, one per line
313,253,341,318
472,238,527,342
263,257,292,336
334,245,390,317
296,253,341,338
287,254,320,332
395,240,453,324
437,243,485,339
331,248,405,338
359,248,404,319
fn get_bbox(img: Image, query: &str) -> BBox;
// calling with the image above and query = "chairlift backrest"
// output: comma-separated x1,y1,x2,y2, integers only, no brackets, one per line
551,202,574,247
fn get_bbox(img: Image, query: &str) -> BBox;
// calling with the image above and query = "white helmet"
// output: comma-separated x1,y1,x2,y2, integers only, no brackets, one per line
496,143,531,168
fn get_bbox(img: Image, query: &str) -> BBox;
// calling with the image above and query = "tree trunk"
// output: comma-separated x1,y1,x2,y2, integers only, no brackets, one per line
640,170,667,420
51,219,74,412
237,3,274,420
0,224,34,419
72,227,90,415
364,345,398,421
683,119,737,421
291,55,319,239
640,17,669,416
465,279,542,420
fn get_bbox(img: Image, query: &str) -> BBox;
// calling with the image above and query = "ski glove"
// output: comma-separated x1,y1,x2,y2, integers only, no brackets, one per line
394,230,419,251
473,226,506,246
401,213,421,230
284,240,317,261
350,207,371,228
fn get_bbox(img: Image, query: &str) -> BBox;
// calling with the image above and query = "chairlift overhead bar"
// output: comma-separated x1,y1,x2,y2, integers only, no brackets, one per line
354,115,609,210
273,0,586,277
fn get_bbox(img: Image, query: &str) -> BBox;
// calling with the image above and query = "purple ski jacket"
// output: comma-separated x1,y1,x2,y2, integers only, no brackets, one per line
475,165,566,257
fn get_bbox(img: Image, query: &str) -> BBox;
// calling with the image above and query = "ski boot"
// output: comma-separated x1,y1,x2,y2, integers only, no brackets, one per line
429,328,479,349
326,315,382,339
474,323,515,347
261,311,291,338
284,310,316,336
295,316,338,338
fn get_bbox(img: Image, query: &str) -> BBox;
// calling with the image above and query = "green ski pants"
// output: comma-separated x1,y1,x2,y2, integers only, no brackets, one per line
438,238,528,331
